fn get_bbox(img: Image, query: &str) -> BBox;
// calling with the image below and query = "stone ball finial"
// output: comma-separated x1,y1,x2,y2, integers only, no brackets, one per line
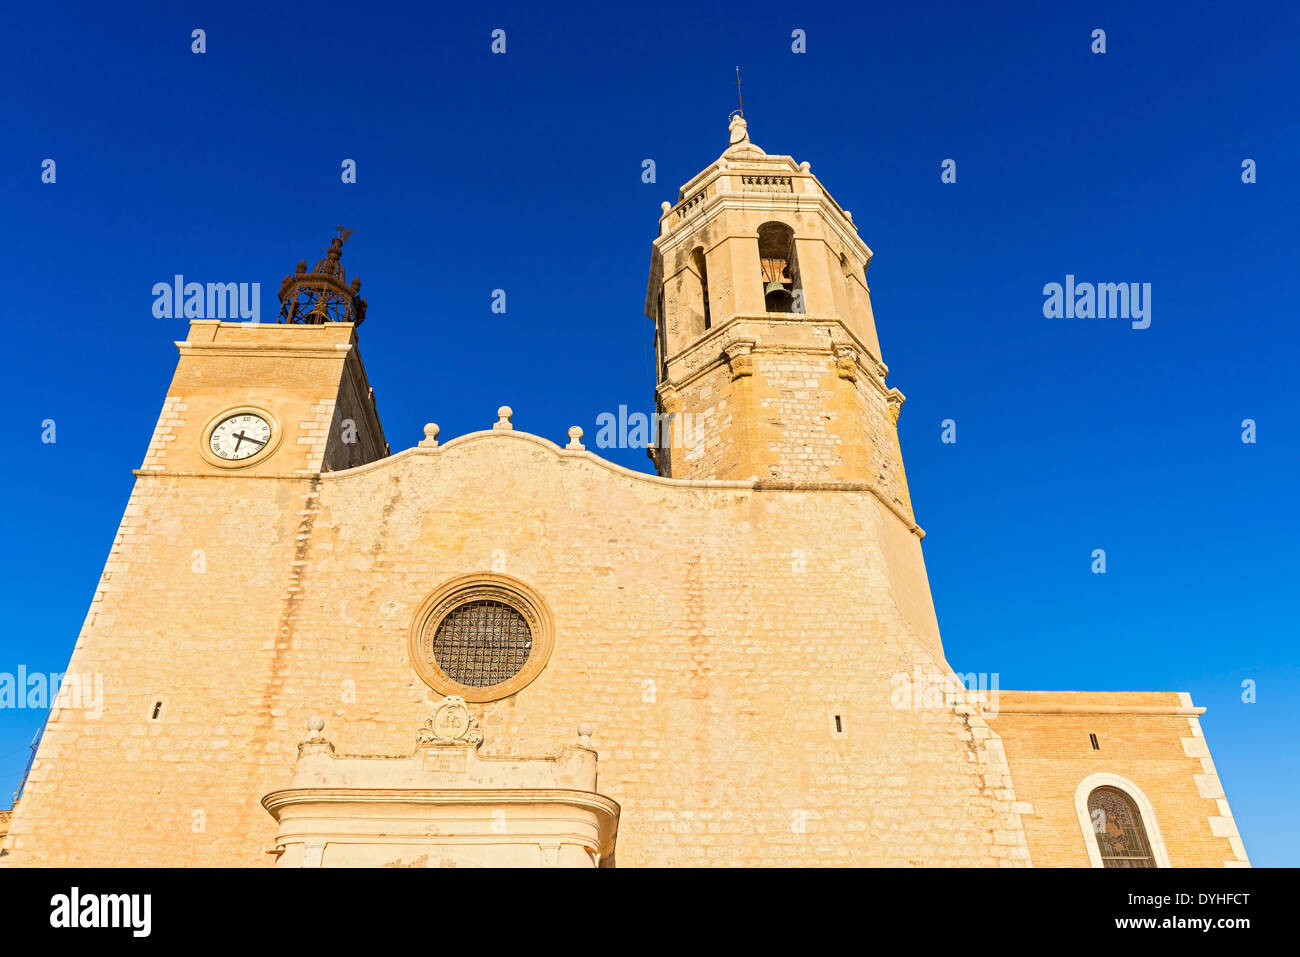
660,201,671,213
577,722,594,746
306,716,326,742
494,406,514,431
799,161,811,173
844,210,853,222
420,423,440,448
566,426,585,450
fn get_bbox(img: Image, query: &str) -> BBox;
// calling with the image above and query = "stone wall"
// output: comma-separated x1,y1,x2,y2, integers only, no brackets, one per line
3,430,1023,867
988,691,1248,867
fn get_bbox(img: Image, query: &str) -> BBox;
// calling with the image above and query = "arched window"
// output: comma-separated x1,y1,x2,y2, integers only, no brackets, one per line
691,247,711,330
1087,786,1155,868
757,222,801,313
1074,772,1171,867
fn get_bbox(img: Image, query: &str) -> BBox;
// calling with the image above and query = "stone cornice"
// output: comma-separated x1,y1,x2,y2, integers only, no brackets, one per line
662,313,888,394
134,428,927,539
174,340,353,359
656,186,870,265
989,703,1207,717
262,787,621,817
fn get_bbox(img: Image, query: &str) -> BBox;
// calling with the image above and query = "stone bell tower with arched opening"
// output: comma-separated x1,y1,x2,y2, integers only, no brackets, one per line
0,119,1249,871
646,114,912,523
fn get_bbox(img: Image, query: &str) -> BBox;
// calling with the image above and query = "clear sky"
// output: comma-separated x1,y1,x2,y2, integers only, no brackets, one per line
3,1,1296,864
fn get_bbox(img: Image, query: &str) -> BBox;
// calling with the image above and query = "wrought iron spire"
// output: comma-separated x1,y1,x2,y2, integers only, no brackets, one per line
276,227,368,325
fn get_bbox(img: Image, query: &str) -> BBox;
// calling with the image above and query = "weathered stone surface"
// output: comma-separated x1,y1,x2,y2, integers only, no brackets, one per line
0,120,1246,869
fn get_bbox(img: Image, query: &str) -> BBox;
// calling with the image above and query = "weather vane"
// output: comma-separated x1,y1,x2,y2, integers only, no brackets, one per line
735,66,744,117
336,226,355,244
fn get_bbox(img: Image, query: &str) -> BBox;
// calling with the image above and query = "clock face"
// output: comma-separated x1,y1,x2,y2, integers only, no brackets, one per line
208,413,273,461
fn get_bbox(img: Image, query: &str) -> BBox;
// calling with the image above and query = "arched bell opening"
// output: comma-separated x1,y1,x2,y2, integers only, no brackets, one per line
757,221,801,314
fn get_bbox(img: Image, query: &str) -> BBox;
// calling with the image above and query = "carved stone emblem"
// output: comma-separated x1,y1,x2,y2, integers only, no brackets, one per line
417,695,483,747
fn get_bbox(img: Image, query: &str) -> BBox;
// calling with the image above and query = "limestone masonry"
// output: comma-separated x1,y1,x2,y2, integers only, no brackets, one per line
1,116,1247,867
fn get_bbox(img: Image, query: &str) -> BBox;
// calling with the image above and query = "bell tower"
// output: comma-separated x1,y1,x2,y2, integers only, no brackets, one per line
645,115,913,520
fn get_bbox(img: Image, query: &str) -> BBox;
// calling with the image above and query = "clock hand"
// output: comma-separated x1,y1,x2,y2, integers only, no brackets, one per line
232,430,266,449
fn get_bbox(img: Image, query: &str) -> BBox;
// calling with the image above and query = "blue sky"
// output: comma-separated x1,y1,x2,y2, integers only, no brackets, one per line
3,1,1297,864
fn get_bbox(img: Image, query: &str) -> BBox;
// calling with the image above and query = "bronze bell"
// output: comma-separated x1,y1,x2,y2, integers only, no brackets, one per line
764,280,794,313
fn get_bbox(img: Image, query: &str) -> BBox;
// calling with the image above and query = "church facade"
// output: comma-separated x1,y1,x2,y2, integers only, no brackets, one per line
1,117,1248,867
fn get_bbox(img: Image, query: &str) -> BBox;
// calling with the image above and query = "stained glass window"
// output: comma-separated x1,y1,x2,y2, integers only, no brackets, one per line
1089,786,1155,868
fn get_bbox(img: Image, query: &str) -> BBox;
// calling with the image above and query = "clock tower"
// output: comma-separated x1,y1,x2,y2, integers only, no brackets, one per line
142,232,387,478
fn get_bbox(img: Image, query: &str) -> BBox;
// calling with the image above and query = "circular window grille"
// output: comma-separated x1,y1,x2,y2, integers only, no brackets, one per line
409,575,555,702
430,600,533,687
